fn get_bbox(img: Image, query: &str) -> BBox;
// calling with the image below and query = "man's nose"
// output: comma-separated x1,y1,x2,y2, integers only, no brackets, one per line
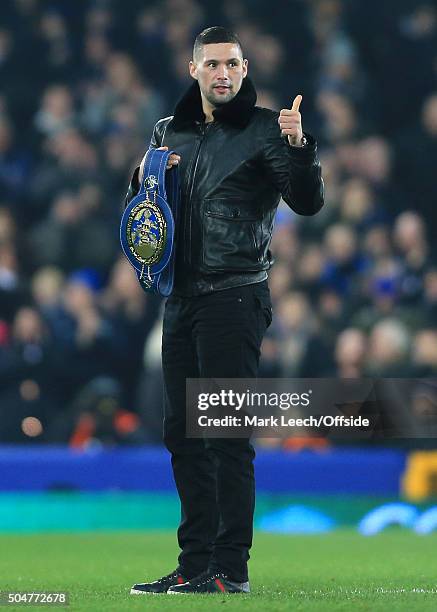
216,64,228,79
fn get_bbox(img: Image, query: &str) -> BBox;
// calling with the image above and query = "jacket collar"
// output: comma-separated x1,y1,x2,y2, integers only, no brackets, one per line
171,76,257,131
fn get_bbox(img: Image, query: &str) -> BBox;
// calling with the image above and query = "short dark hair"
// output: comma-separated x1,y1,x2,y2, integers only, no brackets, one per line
193,26,243,61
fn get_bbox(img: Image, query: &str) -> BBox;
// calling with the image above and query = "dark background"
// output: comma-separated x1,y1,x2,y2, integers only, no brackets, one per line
0,0,436,446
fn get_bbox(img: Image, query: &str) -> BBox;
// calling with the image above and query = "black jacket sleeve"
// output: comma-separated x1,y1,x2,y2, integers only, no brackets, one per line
262,117,325,216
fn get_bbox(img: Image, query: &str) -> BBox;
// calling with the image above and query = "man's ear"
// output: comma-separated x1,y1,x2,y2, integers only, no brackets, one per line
189,60,198,80
242,58,248,78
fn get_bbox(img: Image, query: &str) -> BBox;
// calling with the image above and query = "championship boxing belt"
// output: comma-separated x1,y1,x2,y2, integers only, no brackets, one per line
120,148,180,297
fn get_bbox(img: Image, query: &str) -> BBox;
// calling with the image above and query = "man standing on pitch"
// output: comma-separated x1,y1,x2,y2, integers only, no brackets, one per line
129,26,324,595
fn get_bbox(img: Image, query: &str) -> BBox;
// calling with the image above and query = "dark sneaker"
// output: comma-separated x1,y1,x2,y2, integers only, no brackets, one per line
167,571,250,594
130,570,187,595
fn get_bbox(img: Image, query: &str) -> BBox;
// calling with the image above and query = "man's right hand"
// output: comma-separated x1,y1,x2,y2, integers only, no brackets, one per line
139,146,181,177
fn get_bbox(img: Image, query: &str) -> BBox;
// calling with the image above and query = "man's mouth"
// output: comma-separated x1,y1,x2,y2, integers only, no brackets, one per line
213,85,231,94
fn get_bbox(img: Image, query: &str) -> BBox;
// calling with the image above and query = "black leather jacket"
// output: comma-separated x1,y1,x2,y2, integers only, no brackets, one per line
125,77,324,296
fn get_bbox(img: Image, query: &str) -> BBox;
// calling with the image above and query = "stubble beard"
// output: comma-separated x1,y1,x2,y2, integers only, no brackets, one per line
205,86,235,107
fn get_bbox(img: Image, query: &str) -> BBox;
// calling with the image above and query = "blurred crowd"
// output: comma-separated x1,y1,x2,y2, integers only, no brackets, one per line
0,0,437,445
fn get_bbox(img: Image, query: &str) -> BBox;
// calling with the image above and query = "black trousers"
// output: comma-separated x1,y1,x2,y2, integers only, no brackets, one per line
162,280,272,582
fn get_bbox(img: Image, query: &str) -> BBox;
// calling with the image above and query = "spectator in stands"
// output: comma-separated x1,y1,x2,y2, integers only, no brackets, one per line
366,318,412,377
334,328,367,378
0,306,61,442
0,116,30,203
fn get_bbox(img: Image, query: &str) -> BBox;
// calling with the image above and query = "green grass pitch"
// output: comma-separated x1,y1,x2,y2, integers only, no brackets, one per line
1,530,437,610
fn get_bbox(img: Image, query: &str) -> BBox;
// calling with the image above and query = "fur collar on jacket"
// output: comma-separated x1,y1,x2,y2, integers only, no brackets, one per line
171,77,257,131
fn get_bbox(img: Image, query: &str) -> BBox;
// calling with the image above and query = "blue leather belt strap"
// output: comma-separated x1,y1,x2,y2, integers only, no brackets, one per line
120,148,180,297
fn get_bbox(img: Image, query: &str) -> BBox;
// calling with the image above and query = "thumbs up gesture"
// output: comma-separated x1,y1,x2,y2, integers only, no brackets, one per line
278,94,303,146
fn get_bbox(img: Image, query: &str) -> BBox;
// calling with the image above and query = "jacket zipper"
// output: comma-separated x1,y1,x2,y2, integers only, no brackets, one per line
184,121,211,265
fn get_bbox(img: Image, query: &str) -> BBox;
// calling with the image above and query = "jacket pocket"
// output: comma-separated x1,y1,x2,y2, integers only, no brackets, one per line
201,199,264,271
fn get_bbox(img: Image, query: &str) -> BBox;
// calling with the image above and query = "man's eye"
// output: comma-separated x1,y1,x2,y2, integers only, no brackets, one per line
229,62,237,67
208,62,216,68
